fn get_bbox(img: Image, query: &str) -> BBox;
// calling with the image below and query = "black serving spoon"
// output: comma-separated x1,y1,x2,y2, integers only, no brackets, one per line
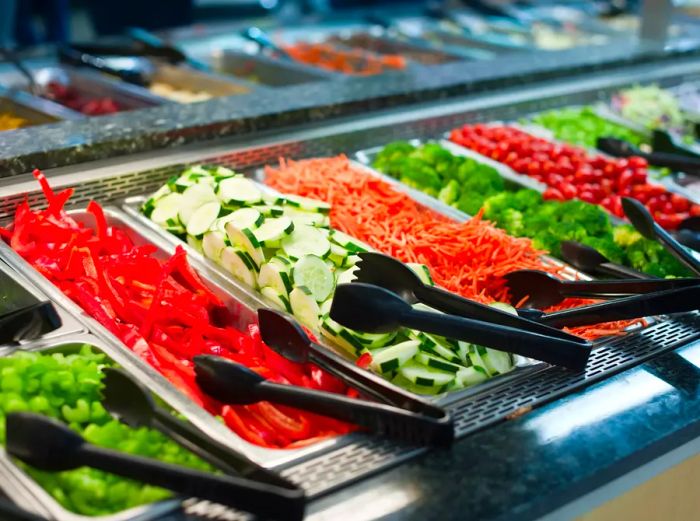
257,308,448,415
0,499,46,521
194,356,454,447
100,368,296,488
353,252,585,342
560,240,652,279
597,137,700,176
622,197,700,276
128,27,210,70
6,413,306,521
330,283,591,370
651,129,700,159
503,269,700,309
58,46,150,87
241,27,293,61
519,285,700,328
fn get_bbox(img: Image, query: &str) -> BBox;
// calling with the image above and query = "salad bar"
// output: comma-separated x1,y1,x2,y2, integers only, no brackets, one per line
3,3,700,519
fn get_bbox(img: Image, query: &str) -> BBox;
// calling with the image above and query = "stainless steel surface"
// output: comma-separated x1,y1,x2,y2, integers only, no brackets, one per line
0,93,61,129
209,50,333,87
0,84,84,121
640,0,674,48
5,65,164,112
0,336,186,521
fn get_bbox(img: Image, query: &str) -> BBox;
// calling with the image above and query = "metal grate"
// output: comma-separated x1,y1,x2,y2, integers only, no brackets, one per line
4,70,700,501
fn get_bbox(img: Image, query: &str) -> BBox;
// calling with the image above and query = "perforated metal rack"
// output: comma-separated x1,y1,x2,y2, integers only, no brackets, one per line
4,59,700,501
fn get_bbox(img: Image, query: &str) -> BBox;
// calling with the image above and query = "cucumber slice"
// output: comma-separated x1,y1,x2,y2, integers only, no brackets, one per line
328,243,350,267
399,361,455,388
150,192,184,227
220,246,257,288
281,224,331,260
178,184,217,225
284,207,328,227
354,330,397,349
482,348,514,375
457,341,472,366
214,166,236,178
258,261,293,296
254,216,294,247
261,286,292,312
187,234,203,254
290,286,321,329
225,223,265,266
319,299,333,316
415,332,460,363
202,230,228,261
468,345,493,376
217,177,262,205
370,340,419,373
253,204,284,217
346,255,362,266
292,255,335,302
415,352,463,373
186,201,221,237
330,230,369,253
263,193,286,206
283,194,331,214
336,265,359,285
391,373,447,396
218,208,264,232
408,263,434,286
489,302,518,315
455,366,488,387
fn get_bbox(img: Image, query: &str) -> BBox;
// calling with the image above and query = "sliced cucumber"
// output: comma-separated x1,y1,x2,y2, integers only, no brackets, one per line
330,230,369,253
292,255,335,302
328,243,350,267
214,166,236,178
370,340,419,373
489,302,518,315
261,286,292,312
415,332,460,363
468,345,493,376
263,192,286,206
150,192,184,227
319,299,333,316
225,223,265,266
346,255,362,266
408,263,434,286
258,261,293,296
284,207,328,227
217,177,262,205
391,373,447,396
415,352,463,373
457,341,472,366
281,224,331,260
455,366,488,388
178,184,217,225
202,230,228,261
253,216,294,247
186,201,221,238
187,234,203,254
290,286,321,329
482,348,514,375
220,246,257,288
336,265,359,285
283,194,331,214
354,330,397,349
399,360,455,388
253,204,284,217
218,208,264,233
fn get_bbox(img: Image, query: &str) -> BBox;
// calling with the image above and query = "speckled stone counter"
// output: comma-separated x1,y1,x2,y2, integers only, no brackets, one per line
2,39,700,177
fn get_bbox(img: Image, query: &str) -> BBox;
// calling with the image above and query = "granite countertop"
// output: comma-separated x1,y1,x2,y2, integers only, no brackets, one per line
2,39,700,177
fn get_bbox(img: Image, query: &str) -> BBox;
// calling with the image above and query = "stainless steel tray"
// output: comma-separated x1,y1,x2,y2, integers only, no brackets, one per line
0,335,188,521
0,257,83,348
209,49,335,87
0,84,84,121
122,174,559,408
5,65,163,113
146,63,256,103
1,92,61,130
0,207,357,470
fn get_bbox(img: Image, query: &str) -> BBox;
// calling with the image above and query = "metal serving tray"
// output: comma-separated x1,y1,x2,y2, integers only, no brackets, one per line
145,63,255,103
209,49,336,87
1,93,61,130
0,336,188,521
5,65,163,114
0,207,358,470
0,257,83,348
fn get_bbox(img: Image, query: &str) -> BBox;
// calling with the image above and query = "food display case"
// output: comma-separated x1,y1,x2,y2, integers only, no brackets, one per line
2,3,700,520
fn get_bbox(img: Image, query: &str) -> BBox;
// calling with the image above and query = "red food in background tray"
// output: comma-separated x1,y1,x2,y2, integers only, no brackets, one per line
45,81,123,116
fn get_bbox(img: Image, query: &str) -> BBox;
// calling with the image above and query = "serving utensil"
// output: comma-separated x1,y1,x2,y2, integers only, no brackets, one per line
0,301,61,344
241,27,293,61
597,137,700,176
560,240,651,279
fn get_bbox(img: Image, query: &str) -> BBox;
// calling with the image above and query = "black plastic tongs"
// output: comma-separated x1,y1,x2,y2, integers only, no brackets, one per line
194,309,454,447
58,46,151,86
100,367,297,488
0,301,62,344
330,282,591,370
6,412,305,521
352,252,585,342
504,269,700,308
597,136,700,177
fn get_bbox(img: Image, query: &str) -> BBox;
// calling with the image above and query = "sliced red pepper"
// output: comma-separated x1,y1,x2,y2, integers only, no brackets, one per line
87,200,108,240
255,401,311,441
221,405,272,448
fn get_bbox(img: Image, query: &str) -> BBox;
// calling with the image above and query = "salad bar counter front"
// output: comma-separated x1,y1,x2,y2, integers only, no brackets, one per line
3,55,700,521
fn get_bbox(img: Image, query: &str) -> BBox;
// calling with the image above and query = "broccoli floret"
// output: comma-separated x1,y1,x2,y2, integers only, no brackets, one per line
397,157,442,191
613,225,642,247
438,179,460,205
623,236,692,278
579,236,626,265
513,189,543,211
499,208,525,236
457,191,487,216
482,192,518,222
555,200,612,237
532,233,562,256
373,141,416,174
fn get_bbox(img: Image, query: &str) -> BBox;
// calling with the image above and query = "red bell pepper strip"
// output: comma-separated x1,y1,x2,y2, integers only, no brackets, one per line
87,200,108,240
222,405,271,448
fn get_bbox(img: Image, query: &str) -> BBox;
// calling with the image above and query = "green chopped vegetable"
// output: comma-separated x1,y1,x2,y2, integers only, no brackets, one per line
0,346,212,516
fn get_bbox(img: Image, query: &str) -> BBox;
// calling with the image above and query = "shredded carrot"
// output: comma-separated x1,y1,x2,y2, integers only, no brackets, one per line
265,155,643,340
